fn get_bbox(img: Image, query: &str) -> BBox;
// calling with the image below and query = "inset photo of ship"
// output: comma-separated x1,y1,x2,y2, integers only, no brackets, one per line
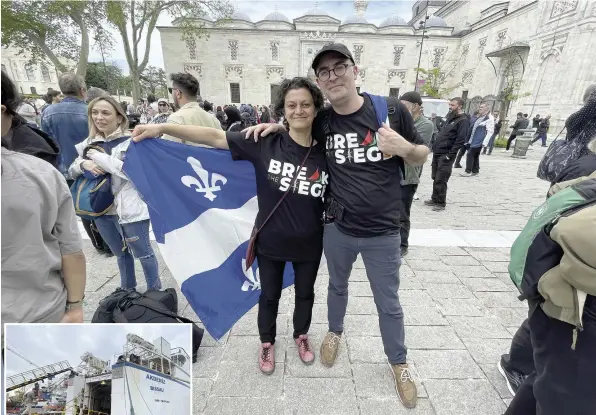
4,323,192,415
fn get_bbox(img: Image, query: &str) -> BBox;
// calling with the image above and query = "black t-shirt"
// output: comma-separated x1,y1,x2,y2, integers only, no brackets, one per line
226,131,327,262
313,95,424,237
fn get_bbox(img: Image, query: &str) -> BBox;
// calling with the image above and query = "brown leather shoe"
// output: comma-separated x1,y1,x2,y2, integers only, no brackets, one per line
320,332,341,367
390,363,417,408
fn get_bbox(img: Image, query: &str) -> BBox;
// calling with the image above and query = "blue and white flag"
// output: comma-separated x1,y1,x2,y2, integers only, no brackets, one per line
123,139,294,340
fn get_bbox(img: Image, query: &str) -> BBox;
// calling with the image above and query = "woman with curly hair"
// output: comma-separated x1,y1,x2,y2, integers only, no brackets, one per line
132,77,328,374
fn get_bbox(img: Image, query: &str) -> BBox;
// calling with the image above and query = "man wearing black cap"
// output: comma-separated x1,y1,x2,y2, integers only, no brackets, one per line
245,42,429,409
399,91,433,257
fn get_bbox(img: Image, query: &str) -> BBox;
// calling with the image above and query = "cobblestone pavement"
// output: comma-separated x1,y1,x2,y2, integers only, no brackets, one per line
81,147,550,414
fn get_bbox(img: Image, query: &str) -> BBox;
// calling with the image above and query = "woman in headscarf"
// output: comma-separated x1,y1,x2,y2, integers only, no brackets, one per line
224,106,244,132
149,98,172,124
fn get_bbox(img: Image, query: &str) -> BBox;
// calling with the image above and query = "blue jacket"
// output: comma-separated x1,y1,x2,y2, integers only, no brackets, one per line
41,97,88,178
467,114,495,148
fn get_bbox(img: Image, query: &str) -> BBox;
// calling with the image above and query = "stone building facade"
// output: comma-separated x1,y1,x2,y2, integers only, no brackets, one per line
158,0,596,129
1,47,61,95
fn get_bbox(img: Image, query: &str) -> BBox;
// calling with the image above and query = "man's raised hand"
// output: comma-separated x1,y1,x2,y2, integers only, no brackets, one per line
243,123,285,142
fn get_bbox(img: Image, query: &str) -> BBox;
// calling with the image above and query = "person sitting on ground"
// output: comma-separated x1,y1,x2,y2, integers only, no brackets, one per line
2,72,86,325
69,96,162,291
132,76,328,375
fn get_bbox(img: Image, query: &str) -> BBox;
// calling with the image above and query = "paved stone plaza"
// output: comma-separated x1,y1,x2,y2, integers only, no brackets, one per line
81,147,551,414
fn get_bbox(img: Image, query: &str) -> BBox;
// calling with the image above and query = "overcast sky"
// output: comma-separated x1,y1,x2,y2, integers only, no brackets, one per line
90,0,415,73
4,324,192,379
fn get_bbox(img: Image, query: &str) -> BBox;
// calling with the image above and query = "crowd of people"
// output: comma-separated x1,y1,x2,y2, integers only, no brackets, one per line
1,40,595,414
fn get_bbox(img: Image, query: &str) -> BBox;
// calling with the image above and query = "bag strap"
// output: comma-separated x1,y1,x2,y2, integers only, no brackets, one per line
253,139,314,235
113,296,196,324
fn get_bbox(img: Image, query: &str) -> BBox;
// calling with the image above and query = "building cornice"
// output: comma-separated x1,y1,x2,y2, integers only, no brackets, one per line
461,1,539,41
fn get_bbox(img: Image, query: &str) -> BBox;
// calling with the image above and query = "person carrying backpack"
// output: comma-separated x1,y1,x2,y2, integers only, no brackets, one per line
243,43,429,409
68,96,162,292
504,169,596,415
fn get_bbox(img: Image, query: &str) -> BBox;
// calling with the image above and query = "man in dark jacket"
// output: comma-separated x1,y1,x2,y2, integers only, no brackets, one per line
424,97,470,211
454,110,478,168
531,114,550,147
504,112,530,152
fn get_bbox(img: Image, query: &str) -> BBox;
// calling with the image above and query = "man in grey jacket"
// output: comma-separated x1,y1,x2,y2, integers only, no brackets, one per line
399,92,434,256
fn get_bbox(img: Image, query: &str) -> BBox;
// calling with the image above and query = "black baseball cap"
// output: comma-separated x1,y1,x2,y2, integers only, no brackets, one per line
400,91,423,106
311,43,355,72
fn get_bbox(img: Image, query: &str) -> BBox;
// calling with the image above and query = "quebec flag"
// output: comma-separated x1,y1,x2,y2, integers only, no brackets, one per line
123,139,294,340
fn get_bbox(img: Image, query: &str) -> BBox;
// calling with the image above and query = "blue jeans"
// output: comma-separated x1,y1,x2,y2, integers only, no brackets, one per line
94,215,161,290
324,222,406,364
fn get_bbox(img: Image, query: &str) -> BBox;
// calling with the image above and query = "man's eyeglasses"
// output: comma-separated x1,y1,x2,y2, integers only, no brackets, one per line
317,63,354,82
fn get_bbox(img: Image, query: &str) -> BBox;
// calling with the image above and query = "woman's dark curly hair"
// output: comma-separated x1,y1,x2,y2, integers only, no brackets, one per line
273,77,324,129
1,71,21,116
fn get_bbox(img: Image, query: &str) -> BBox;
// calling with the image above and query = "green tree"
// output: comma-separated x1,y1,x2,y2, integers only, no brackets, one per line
85,62,125,94
140,66,168,97
105,0,233,102
415,67,462,98
1,0,109,77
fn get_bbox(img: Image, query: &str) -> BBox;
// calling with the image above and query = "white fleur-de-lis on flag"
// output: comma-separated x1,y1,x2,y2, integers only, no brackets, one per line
181,156,227,201
241,259,261,291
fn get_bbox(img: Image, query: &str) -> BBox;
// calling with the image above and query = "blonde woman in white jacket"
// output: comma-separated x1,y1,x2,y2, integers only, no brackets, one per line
69,96,161,291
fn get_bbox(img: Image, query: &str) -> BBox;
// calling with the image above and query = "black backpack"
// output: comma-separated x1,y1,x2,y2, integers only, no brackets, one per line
91,288,204,362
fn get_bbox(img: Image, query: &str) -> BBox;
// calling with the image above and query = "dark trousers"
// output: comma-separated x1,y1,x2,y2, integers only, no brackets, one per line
506,133,518,150
257,254,321,344
483,133,498,154
399,184,418,249
67,179,109,252
506,304,596,415
531,133,547,146
465,147,482,174
455,146,467,166
431,154,455,207
503,317,535,376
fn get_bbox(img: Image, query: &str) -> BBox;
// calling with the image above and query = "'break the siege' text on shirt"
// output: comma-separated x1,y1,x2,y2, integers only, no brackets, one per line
313,95,424,237
226,131,328,262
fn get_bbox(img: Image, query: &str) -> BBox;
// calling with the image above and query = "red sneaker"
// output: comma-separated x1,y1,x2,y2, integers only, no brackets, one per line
258,343,275,375
295,334,315,365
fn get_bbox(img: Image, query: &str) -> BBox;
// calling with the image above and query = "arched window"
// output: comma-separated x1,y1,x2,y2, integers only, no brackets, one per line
41,64,51,82
25,63,36,81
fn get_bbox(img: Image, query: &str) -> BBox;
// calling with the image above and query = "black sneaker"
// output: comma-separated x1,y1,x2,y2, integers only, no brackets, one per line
498,356,526,396
424,199,437,206
454,163,462,169
400,246,408,257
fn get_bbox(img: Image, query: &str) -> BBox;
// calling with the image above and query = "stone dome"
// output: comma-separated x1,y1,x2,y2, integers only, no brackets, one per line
343,14,369,24
426,15,448,27
264,11,289,22
230,11,252,22
379,15,407,27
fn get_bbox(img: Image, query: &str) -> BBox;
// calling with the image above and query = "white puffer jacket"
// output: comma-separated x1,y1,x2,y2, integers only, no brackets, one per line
68,130,149,224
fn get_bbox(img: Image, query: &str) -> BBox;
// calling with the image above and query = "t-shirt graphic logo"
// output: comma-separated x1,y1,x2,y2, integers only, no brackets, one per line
327,131,393,164
267,159,328,198
181,156,227,201
361,130,376,147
